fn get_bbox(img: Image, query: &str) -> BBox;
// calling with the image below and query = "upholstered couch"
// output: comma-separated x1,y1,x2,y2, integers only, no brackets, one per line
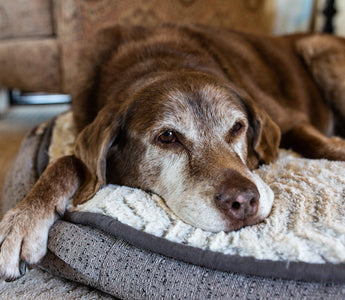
0,0,272,94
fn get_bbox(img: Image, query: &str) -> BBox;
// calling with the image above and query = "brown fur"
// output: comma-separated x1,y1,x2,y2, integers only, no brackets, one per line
1,24,345,280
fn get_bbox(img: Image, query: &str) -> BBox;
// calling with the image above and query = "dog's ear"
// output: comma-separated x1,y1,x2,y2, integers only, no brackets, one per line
72,108,120,205
70,25,147,131
246,102,281,169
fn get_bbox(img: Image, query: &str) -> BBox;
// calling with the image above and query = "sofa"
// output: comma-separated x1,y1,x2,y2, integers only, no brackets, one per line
0,0,272,94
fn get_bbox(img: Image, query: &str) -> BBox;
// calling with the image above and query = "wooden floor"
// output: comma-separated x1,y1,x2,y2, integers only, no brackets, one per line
0,131,26,214
0,104,70,215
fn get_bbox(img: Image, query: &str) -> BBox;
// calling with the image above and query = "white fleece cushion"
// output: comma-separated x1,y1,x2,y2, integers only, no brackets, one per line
53,112,345,264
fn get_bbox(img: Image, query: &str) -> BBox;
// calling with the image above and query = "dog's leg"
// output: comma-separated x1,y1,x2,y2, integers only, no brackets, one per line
0,155,84,280
282,123,345,161
296,35,345,135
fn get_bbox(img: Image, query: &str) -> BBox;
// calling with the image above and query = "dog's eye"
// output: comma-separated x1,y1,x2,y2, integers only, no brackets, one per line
231,122,243,135
158,130,177,144
227,122,244,142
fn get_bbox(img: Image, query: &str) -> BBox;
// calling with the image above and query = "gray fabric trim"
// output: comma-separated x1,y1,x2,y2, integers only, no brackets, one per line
65,211,345,284
36,118,55,176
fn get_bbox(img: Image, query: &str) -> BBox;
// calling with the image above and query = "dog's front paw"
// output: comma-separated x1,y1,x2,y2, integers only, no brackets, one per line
0,206,55,281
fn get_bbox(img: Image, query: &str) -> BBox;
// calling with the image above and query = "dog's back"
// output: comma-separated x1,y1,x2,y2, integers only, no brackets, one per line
72,24,332,137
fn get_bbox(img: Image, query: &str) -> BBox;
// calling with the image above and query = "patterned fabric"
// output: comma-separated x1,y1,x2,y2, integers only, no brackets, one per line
41,220,345,299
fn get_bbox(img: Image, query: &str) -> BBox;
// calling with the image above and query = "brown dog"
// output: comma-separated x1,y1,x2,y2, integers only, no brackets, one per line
1,24,345,280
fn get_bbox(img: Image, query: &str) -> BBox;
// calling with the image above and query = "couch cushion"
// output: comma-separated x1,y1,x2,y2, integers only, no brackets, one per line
0,0,53,39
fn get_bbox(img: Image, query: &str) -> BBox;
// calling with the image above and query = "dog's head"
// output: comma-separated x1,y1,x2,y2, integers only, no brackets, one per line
73,70,280,232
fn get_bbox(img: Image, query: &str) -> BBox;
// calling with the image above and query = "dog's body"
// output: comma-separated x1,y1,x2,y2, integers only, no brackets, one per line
1,24,345,280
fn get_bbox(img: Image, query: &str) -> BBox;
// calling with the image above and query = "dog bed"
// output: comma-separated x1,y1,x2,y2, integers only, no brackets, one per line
2,112,345,299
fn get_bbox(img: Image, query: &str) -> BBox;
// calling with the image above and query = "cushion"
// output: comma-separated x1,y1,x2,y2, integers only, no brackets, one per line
3,112,345,298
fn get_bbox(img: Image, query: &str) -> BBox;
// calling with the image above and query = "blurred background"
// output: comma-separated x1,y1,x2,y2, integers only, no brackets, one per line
0,0,343,105
0,0,343,192
0,0,343,294
0,0,343,109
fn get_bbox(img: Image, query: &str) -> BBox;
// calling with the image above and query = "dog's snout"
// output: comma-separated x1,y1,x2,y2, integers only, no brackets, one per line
215,170,260,222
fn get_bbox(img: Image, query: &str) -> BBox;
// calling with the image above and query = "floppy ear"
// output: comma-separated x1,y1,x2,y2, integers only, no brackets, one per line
246,102,281,169
72,108,120,205
70,26,128,132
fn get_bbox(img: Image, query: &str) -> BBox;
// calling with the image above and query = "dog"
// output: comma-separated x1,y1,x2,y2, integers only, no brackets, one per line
1,24,345,280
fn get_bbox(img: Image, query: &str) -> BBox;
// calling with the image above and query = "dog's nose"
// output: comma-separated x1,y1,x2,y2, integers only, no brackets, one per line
215,170,260,221
215,190,259,220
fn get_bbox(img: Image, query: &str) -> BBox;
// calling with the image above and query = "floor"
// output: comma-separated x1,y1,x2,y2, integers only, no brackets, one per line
0,104,70,214
0,103,113,299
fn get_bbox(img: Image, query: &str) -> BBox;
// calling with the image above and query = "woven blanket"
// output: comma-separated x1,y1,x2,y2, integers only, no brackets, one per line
52,112,345,265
